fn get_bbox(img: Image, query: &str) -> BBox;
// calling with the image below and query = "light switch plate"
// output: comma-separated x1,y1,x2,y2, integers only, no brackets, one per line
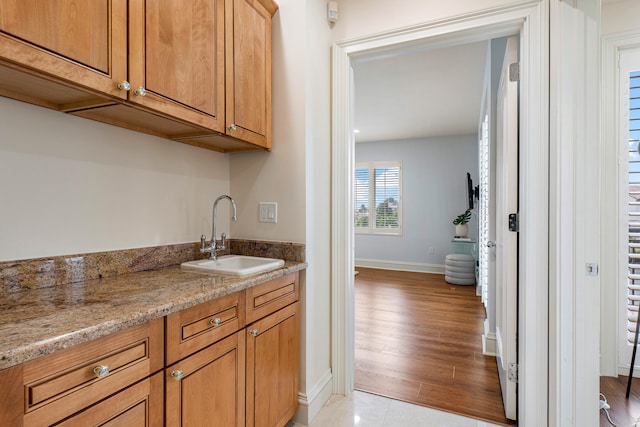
259,202,277,223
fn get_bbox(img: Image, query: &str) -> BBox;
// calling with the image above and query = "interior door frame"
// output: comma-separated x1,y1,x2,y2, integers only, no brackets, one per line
330,2,549,426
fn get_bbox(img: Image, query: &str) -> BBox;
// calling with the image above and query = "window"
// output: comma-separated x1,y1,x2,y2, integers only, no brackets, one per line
354,161,402,235
627,70,640,345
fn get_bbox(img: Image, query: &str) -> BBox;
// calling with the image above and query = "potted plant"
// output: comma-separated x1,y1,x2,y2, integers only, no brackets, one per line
453,209,471,237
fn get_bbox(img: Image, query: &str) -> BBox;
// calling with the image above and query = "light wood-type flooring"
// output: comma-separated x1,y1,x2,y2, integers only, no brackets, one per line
354,268,515,426
600,375,640,426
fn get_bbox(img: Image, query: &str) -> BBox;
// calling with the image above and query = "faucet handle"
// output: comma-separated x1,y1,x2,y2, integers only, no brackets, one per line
220,233,226,250
200,234,208,252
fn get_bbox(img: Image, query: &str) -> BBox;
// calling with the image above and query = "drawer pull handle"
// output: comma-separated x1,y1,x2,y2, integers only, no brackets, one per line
210,317,222,326
248,329,259,337
171,370,184,381
93,365,109,378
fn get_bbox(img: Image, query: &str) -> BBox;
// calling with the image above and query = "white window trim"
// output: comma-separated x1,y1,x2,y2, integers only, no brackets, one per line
601,33,640,378
618,49,640,374
354,161,402,236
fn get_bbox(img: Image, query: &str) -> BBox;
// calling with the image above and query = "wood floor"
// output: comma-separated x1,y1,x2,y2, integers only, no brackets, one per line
600,375,640,426
354,267,515,426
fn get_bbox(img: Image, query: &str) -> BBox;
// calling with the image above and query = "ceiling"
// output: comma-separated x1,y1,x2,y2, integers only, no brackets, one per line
353,40,489,143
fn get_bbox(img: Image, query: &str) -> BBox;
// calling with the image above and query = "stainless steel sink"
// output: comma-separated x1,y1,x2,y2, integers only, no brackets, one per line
180,255,284,277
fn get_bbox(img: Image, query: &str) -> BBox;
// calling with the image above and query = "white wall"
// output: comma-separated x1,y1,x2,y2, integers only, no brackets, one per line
301,0,333,422
0,96,230,262
354,136,478,268
229,0,306,243
602,0,640,36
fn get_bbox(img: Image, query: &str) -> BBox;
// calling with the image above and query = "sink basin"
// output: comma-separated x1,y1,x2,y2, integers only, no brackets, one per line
181,255,285,277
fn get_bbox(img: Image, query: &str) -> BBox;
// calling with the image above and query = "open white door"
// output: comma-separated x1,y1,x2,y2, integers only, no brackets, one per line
495,36,518,421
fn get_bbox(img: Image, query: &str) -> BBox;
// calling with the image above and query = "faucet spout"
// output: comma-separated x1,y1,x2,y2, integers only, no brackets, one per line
208,195,238,260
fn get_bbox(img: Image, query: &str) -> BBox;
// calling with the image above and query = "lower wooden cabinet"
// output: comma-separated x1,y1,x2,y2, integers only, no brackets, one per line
0,272,301,427
166,330,246,427
246,301,300,427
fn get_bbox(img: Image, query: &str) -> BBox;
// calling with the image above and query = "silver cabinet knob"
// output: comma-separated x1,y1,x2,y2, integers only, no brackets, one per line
171,370,184,381
228,124,237,131
487,241,496,248
93,365,109,378
210,317,221,326
248,329,259,337
134,87,147,96
117,81,131,91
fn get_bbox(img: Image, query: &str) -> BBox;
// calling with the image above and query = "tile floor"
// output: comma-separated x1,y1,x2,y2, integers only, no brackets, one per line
287,391,503,427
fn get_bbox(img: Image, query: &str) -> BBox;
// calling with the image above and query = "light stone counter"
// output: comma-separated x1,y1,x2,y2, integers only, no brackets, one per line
0,241,306,370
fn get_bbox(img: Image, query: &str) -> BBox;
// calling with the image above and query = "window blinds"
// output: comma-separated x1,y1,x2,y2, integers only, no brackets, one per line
354,161,402,235
628,71,640,343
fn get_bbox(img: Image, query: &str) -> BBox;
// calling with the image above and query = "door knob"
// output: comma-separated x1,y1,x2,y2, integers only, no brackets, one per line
487,241,496,248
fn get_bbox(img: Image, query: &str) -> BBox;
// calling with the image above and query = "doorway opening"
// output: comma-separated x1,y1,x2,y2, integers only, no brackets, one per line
330,4,549,426
350,33,518,424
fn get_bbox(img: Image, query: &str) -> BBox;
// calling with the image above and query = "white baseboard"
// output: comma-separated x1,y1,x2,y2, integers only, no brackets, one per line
483,332,497,356
293,369,333,425
618,365,640,378
355,258,445,274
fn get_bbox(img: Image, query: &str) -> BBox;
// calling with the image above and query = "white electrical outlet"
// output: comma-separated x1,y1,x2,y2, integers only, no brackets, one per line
259,202,277,223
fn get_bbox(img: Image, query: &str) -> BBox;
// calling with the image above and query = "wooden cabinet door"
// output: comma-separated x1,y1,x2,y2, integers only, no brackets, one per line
0,0,128,102
225,0,276,149
246,302,300,427
166,331,246,427
128,0,225,133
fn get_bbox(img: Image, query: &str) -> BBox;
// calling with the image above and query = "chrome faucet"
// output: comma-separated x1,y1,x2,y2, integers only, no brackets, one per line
201,195,238,260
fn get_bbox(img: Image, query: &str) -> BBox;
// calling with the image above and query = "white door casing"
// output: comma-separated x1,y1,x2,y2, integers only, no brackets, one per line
495,35,519,421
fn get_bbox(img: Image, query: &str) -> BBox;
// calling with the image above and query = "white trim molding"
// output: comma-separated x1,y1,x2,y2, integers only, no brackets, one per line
355,258,445,274
483,332,498,356
331,2,549,426
548,0,601,425
293,369,333,425
483,317,498,356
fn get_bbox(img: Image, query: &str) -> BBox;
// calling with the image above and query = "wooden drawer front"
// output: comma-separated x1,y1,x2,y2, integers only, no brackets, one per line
23,318,164,427
55,372,164,427
166,291,245,365
245,272,299,324
28,341,147,406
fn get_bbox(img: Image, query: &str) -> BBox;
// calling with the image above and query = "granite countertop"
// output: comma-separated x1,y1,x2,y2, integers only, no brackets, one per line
0,260,307,370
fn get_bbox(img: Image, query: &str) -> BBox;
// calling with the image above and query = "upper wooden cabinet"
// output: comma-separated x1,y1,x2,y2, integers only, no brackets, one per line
127,0,226,133
0,0,127,109
0,0,278,152
225,0,276,149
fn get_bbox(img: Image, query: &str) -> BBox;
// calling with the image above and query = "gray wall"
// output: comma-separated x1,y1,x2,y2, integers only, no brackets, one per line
355,135,478,267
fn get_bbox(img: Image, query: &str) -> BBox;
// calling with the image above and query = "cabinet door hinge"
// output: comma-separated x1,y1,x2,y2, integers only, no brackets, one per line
508,362,518,383
509,63,520,82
